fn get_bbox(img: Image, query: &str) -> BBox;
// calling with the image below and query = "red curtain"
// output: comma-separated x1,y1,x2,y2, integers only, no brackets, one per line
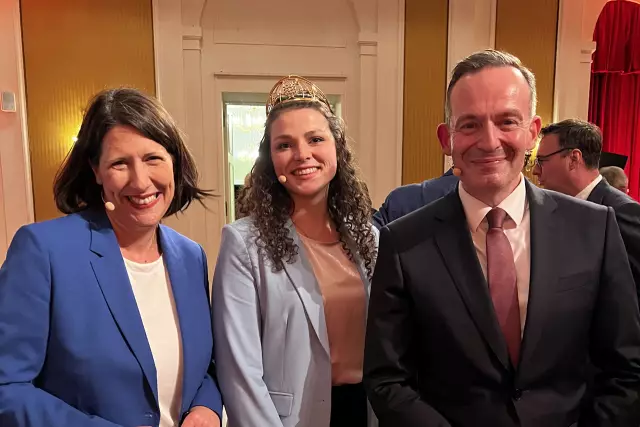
589,0,640,200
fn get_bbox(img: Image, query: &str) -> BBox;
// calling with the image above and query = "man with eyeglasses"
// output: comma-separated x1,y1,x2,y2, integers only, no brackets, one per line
534,118,640,301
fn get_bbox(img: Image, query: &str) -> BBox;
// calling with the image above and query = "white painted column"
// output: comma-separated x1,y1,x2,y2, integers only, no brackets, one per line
444,0,496,172
0,0,35,262
447,0,496,79
153,0,223,274
357,33,378,190
373,0,405,207
153,0,186,127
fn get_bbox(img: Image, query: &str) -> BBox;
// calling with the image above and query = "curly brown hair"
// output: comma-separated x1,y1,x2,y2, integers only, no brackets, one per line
236,100,377,279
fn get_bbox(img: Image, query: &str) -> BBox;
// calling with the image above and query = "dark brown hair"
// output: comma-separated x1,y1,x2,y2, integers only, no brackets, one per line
54,88,211,216
236,100,377,279
540,119,603,169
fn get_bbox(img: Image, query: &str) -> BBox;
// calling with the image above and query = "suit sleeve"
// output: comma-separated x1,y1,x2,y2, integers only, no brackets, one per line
0,227,122,427
373,197,392,230
187,248,223,419
614,202,640,301
582,207,640,426
212,226,283,426
363,226,452,427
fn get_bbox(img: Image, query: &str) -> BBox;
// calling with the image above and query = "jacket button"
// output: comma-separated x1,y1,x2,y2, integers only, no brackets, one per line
513,389,523,400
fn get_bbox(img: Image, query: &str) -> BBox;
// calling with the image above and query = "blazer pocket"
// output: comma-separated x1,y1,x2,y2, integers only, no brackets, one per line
269,391,294,417
555,271,594,294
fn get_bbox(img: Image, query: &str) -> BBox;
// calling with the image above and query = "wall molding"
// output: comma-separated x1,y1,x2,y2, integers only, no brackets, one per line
183,37,202,50
211,39,349,49
580,41,596,60
153,0,405,270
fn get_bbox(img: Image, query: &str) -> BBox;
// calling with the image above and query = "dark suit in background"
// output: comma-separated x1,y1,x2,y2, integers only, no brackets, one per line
587,179,640,300
364,182,640,427
372,169,459,229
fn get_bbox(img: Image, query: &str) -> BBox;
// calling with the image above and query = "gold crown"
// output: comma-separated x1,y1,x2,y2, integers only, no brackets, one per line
266,75,331,115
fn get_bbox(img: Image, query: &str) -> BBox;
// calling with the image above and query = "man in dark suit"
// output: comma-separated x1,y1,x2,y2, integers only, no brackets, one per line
363,50,640,427
534,119,640,301
372,169,459,229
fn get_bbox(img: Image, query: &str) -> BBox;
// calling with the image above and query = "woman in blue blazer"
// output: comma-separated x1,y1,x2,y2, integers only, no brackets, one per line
0,89,222,427
213,76,378,427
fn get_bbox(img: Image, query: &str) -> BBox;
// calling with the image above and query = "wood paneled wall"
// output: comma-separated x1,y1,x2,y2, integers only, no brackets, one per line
402,0,449,185
495,0,559,182
401,0,559,186
21,0,156,221
495,0,559,127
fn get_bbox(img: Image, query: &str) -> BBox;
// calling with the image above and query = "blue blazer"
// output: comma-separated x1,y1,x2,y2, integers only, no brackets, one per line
213,217,378,427
372,169,459,229
0,210,222,427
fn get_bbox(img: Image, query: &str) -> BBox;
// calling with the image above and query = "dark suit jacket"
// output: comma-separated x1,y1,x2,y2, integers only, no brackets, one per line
587,179,640,301
364,181,640,427
372,169,459,229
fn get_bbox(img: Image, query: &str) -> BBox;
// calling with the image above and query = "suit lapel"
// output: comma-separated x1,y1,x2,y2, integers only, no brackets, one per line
158,226,199,414
587,180,608,205
434,191,511,371
518,182,559,373
282,221,330,356
87,211,158,404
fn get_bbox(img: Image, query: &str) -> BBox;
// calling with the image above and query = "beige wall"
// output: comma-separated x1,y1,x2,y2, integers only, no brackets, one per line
583,0,610,42
0,0,34,264
153,0,406,270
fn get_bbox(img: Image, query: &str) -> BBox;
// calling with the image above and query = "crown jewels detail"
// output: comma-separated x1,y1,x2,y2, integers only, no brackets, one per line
266,75,331,115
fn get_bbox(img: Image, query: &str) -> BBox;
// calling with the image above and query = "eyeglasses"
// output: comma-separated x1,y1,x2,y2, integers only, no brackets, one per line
534,147,579,169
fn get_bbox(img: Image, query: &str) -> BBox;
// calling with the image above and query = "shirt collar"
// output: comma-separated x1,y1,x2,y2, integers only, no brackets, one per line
575,175,603,200
458,174,527,232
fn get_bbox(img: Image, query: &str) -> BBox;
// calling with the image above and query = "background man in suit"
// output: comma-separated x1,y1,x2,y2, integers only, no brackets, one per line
600,166,629,194
364,49,640,426
372,168,459,229
534,119,640,300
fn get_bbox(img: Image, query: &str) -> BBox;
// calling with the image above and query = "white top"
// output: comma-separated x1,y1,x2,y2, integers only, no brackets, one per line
458,175,531,336
125,256,183,427
575,175,603,200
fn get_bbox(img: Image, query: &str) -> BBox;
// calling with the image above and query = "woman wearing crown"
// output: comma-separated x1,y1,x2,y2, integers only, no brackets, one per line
212,76,378,427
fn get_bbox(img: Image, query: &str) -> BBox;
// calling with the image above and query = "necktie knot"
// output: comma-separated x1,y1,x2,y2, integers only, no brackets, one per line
487,208,508,229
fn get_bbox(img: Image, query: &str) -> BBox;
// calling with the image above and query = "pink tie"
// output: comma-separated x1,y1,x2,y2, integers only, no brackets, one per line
486,208,521,366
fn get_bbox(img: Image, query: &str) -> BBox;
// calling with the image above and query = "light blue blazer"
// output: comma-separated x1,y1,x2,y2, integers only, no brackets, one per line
213,217,378,427
0,210,222,427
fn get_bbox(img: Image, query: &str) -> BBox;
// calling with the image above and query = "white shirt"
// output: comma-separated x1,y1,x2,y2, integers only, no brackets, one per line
125,256,183,427
575,175,603,200
458,176,531,335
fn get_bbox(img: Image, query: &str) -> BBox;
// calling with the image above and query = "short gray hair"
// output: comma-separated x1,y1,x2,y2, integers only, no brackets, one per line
445,49,537,125
600,166,628,190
